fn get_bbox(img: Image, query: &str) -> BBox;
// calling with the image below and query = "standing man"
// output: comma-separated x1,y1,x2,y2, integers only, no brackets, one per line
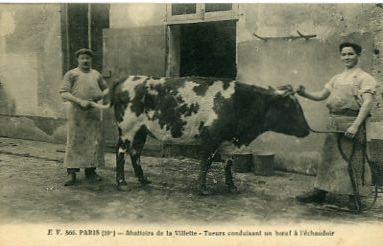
60,48,109,186
296,42,377,209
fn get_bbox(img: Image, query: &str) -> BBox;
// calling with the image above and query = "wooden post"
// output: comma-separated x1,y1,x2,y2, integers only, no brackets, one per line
88,3,92,49
60,3,70,72
65,4,70,71
166,25,180,77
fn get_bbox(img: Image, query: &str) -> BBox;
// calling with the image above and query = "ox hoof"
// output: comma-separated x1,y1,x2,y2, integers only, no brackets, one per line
199,188,211,196
228,185,240,194
64,173,76,186
116,180,130,191
139,177,152,185
117,184,131,192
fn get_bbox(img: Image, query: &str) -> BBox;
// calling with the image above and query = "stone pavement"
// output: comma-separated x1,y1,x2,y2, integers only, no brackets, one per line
0,137,382,224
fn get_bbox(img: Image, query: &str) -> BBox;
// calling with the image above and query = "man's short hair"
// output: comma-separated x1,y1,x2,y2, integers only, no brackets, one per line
75,48,94,58
339,42,362,55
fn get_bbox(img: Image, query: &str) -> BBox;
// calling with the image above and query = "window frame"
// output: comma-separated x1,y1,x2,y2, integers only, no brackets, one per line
166,3,239,24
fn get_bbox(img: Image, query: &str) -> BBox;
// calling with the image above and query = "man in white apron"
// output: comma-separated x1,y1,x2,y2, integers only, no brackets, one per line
59,49,109,186
296,42,377,209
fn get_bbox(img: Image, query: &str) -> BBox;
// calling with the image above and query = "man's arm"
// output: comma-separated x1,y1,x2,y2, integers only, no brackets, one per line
345,93,374,138
97,74,110,104
297,86,331,101
60,92,91,108
59,72,92,108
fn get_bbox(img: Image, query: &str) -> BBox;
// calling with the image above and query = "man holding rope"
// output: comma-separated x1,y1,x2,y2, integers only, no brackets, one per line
296,42,377,210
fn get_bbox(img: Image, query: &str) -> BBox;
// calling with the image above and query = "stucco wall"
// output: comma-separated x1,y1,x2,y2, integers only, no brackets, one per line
110,3,166,29
235,3,383,173
0,4,63,118
237,3,383,84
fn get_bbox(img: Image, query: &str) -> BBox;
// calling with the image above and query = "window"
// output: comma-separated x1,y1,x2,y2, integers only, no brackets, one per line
171,4,196,15
205,3,232,12
166,3,238,24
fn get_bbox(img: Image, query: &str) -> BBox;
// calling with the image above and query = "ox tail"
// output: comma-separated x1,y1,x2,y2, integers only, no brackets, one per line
90,78,125,110
90,102,111,109
146,128,159,141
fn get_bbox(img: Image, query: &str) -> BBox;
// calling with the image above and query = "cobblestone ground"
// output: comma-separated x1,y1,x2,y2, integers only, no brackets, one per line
0,137,382,224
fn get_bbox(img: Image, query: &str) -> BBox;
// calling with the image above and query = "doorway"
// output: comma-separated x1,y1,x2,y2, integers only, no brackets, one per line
167,20,237,79
61,3,110,73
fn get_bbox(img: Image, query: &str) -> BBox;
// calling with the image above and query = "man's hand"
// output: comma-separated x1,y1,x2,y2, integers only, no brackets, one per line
345,124,359,139
296,85,306,96
79,100,93,109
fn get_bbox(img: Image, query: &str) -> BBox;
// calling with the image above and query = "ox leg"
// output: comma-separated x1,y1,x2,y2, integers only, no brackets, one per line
225,159,238,193
116,140,130,191
130,126,151,185
198,154,214,196
130,154,151,185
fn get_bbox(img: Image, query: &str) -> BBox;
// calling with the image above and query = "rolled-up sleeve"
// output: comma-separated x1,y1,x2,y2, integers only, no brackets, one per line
359,74,377,96
59,71,73,101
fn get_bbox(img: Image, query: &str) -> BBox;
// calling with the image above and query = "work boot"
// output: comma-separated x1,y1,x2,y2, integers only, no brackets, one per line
296,189,327,203
64,173,76,186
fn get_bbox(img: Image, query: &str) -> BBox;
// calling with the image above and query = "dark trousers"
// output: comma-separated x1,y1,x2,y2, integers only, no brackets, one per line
67,167,96,174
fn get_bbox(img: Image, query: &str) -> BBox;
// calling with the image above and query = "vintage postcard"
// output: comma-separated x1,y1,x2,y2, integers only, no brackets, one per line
0,1,382,245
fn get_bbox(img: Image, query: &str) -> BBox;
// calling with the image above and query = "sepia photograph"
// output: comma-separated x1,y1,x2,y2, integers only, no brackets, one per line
0,1,382,245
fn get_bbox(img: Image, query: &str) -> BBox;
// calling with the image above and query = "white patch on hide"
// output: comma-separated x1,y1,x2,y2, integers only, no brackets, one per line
146,110,155,119
118,78,236,145
121,76,148,100
146,77,166,96
175,80,236,139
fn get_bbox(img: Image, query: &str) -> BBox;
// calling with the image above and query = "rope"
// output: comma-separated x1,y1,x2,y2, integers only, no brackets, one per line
336,134,362,213
307,125,379,213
